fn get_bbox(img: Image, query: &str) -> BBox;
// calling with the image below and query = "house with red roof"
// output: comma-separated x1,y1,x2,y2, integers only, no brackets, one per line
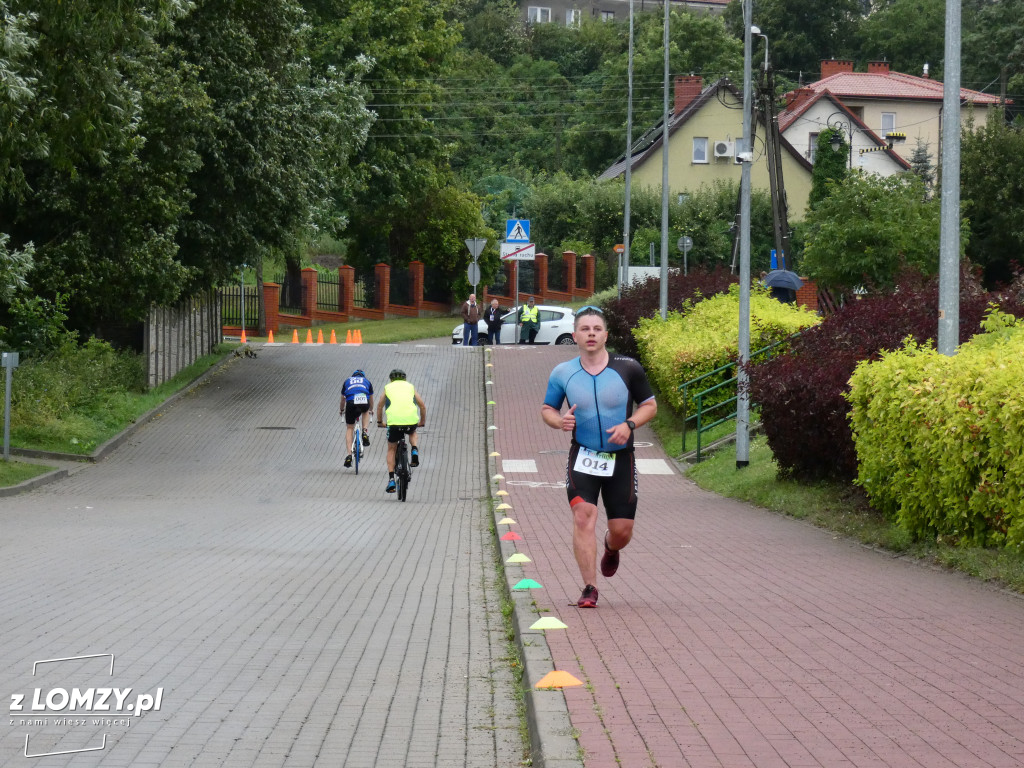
780,59,1007,172
599,75,814,219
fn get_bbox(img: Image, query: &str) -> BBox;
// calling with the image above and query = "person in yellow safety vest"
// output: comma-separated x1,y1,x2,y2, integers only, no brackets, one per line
375,368,427,493
518,296,540,344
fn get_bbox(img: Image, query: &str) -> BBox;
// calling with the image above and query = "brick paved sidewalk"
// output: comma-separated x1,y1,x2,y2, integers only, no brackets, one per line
490,344,1024,768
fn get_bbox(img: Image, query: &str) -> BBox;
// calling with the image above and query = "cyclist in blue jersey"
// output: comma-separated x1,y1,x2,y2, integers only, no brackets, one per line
341,369,373,468
541,306,657,608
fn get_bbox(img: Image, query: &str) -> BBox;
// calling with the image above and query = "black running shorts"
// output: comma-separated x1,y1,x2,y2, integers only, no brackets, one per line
344,402,370,425
386,425,417,444
565,443,638,520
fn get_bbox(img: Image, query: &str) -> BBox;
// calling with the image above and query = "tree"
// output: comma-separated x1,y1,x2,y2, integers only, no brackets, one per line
723,0,861,79
305,0,462,268
1,0,197,334
808,128,849,211
856,0,945,80
801,172,948,291
960,112,1024,286
963,0,1024,103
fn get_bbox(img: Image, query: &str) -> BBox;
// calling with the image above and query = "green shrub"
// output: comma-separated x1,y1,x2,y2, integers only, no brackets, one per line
635,284,819,414
848,308,1024,547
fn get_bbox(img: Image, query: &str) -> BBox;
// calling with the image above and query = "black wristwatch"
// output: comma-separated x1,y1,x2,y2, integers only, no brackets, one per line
625,420,636,432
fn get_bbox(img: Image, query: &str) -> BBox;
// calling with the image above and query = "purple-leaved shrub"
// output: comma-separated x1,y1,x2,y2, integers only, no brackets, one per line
747,268,1024,482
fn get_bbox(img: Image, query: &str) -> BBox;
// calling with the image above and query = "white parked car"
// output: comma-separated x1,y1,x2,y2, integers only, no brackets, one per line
452,304,577,345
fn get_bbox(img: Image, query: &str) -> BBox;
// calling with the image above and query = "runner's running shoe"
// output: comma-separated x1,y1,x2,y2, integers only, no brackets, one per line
577,584,598,608
344,455,352,468
600,531,620,578
386,478,396,493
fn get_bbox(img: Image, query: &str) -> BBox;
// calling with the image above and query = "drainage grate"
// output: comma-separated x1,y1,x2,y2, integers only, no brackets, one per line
257,426,296,430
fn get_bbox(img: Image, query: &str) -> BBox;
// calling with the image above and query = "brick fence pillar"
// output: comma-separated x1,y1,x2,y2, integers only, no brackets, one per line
796,278,818,312
535,253,548,301
301,268,318,316
339,266,355,313
375,263,390,312
580,254,595,296
564,251,577,296
262,282,281,334
410,261,425,311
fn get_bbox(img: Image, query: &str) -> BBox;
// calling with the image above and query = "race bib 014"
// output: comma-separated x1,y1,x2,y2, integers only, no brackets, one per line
574,447,615,477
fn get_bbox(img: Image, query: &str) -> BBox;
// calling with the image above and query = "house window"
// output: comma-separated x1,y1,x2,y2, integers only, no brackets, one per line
807,132,819,163
693,137,709,164
600,11,615,21
527,6,551,23
881,112,896,137
566,9,580,26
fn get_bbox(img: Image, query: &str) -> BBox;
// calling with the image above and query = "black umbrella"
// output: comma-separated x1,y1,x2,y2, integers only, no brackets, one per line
763,269,803,291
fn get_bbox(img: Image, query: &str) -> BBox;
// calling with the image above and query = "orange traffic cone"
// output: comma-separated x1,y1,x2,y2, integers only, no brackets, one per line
305,329,313,344
291,329,299,343
329,329,337,344
317,329,324,344
267,330,274,343
346,329,353,343
240,329,247,344
355,329,363,344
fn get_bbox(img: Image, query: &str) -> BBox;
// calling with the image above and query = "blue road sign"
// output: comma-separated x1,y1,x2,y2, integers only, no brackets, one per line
506,219,530,243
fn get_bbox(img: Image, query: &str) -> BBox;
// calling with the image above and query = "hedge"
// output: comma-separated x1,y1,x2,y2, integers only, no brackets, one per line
634,284,819,414
848,309,1024,547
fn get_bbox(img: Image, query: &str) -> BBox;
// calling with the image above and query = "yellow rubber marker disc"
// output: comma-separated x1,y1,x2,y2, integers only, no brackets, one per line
530,617,568,630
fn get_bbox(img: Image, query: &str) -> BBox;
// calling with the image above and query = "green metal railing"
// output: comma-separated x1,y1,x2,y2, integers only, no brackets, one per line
678,333,800,461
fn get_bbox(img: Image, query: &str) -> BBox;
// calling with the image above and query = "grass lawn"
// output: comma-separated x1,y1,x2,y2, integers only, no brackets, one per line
0,459,55,485
685,435,1024,595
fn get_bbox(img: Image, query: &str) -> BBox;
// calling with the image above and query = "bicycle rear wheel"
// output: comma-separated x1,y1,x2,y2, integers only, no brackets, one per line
396,441,409,501
353,428,361,474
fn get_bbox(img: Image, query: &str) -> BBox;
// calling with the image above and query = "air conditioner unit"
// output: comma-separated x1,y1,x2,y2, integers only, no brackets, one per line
713,140,735,158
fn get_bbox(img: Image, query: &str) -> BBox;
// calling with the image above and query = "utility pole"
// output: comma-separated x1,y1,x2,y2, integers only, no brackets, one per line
757,43,790,266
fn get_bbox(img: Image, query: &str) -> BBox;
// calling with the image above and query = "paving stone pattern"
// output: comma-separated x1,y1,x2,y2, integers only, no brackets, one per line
490,344,1024,768
0,343,522,767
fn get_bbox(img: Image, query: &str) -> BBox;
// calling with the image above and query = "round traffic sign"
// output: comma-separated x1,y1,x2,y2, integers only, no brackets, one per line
677,236,693,252
467,262,481,286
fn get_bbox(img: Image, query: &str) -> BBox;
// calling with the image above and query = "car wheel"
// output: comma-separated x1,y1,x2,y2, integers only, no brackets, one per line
555,334,575,345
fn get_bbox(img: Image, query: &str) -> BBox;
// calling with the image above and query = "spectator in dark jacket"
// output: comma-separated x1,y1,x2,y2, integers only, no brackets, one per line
484,299,505,345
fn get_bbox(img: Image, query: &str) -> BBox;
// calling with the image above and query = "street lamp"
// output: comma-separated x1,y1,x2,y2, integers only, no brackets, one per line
750,25,768,72
826,111,854,168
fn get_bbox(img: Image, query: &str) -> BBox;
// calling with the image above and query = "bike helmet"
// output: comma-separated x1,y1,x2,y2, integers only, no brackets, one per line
352,369,365,378
389,369,406,381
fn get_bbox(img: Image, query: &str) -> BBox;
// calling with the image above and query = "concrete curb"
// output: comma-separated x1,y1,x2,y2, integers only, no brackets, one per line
4,351,240,494
482,345,584,768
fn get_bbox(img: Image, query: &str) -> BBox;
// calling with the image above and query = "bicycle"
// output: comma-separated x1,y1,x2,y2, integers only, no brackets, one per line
351,422,363,475
394,433,412,501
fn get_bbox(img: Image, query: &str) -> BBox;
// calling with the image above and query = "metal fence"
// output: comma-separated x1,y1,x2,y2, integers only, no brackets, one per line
423,269,450,305
547,254,567,292
220,284,260,329
390,268,412,307
317,270,340,312
272,272,303,314
518,261,537,296
146,290,221,389
353,268,376,309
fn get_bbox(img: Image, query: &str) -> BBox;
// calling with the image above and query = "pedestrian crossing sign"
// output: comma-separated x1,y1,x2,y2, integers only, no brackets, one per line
506,219,530,243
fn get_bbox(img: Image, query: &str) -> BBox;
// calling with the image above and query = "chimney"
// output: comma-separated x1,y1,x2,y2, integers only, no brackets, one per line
867,60,890,75
674,75,703,115
785,87,815,109
820,59,854,79
922,62,930,79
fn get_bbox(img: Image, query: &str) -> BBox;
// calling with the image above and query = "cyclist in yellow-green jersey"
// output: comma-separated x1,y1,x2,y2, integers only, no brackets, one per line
375,369,426,493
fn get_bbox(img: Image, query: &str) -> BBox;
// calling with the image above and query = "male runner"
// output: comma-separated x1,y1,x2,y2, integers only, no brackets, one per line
541,306,657,608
